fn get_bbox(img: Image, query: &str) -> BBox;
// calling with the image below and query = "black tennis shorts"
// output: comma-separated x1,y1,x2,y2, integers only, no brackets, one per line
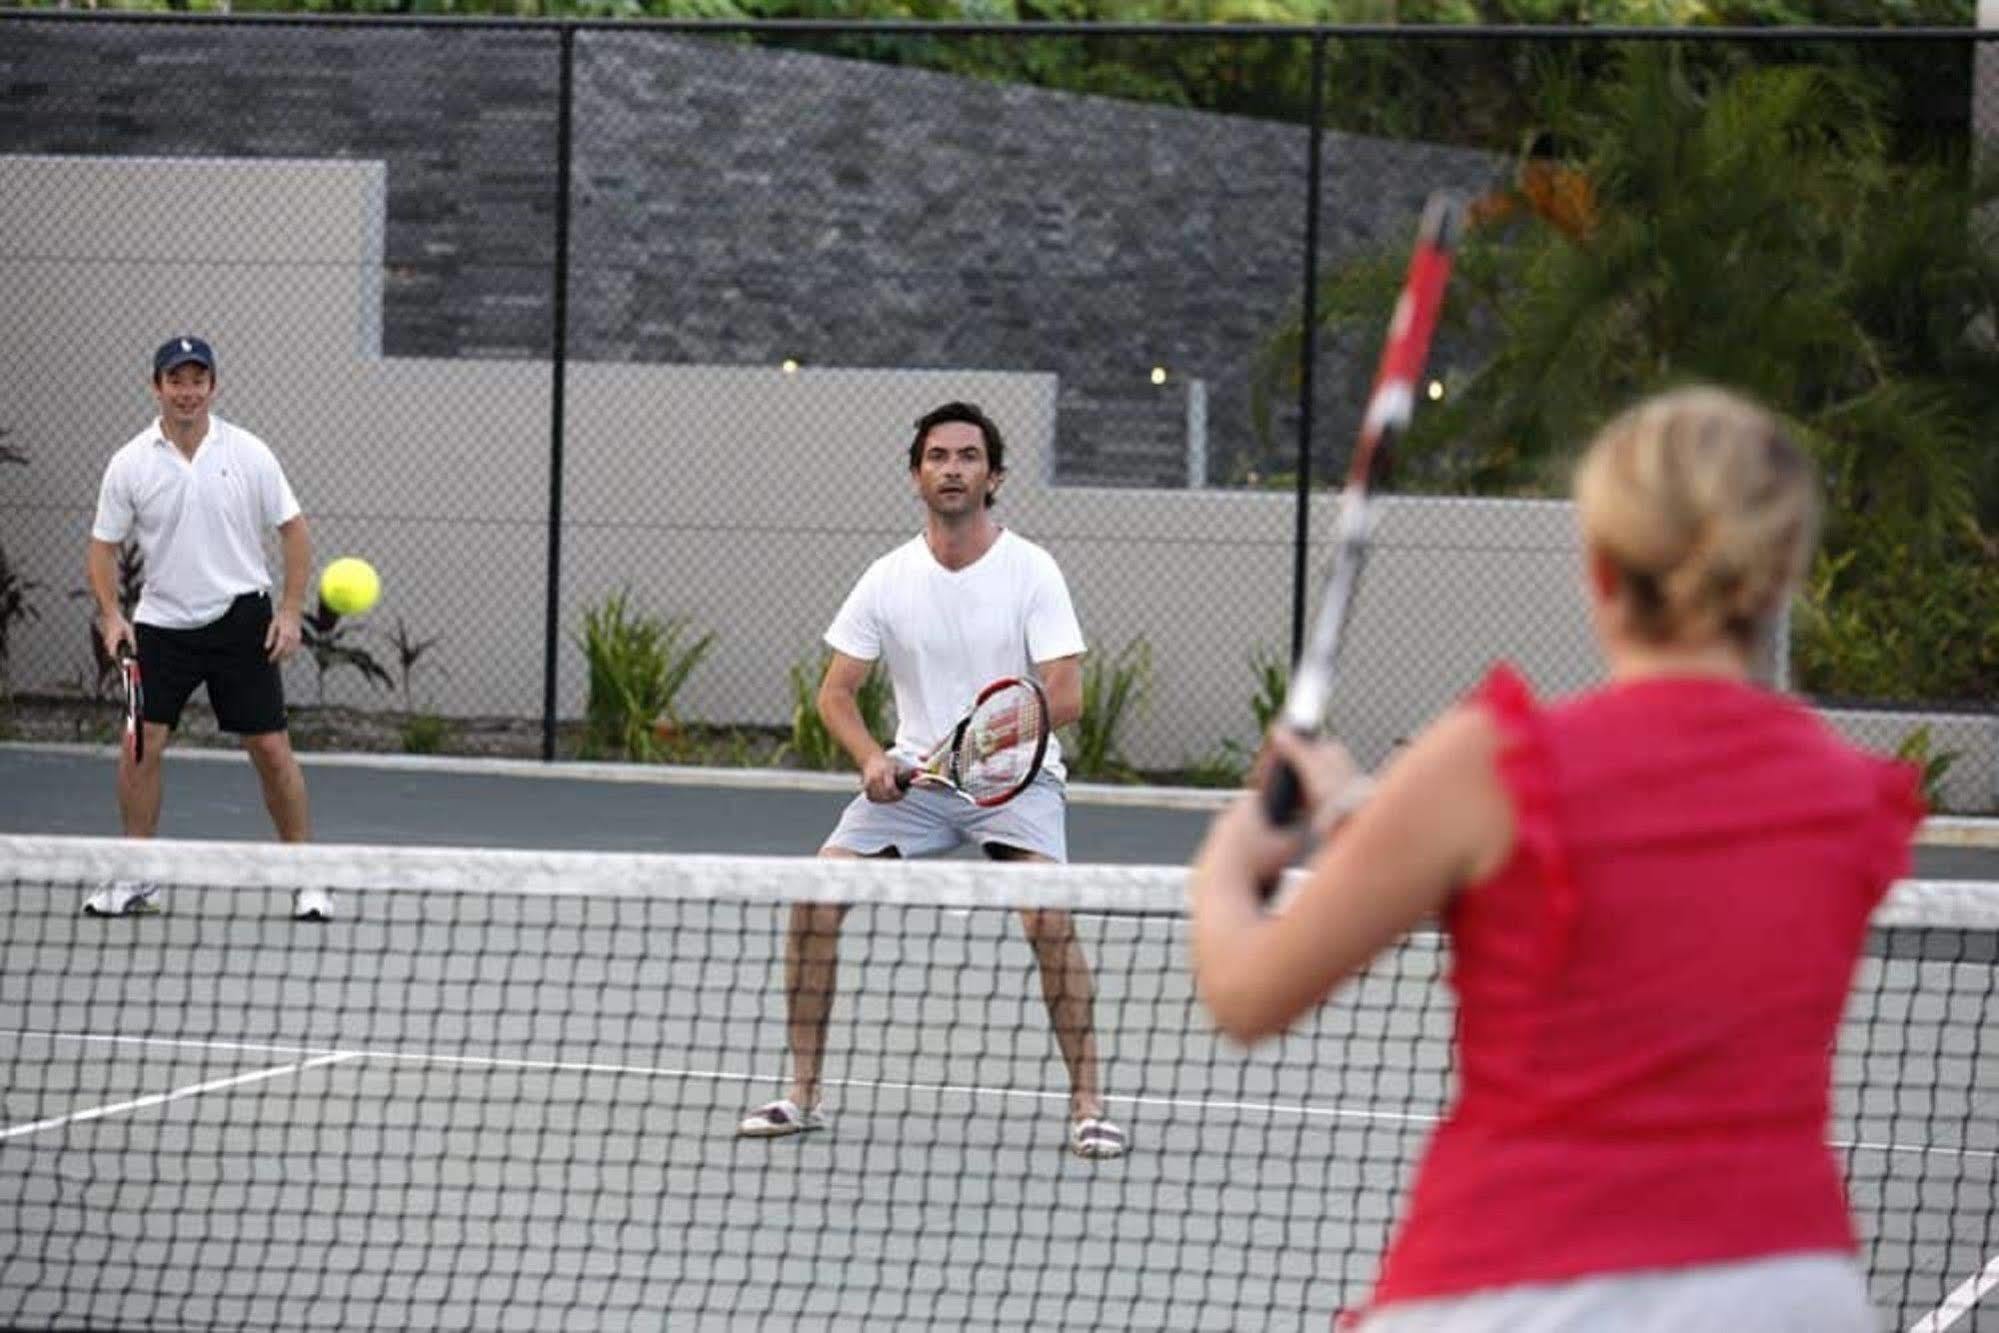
135,592,288,736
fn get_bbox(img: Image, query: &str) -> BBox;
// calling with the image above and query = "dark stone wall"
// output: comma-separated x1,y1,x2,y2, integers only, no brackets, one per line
1,21,564,358
2,18,1495,484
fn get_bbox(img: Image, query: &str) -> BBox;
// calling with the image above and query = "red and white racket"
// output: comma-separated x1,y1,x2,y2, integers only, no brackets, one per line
116,642,145,764
1263,193,1463,825
897,676,1051,809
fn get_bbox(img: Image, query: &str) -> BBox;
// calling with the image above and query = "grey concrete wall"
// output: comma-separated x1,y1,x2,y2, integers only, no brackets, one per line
7,153,1993,812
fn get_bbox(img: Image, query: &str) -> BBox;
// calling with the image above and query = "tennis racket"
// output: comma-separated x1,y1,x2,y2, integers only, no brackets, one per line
896,676,1051,809
1263,192,1463,827
116,641,145,764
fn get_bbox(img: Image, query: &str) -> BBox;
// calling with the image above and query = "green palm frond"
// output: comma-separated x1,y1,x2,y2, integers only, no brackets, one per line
1255,43,1996,701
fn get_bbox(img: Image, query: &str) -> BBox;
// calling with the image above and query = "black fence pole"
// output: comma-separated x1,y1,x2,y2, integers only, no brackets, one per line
541,24,575,762
1290,33,1327,666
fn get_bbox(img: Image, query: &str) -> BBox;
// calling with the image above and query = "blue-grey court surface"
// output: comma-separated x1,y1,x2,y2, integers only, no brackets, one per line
3,743,1996,874
1,744,1995,1331
0,745,1227,863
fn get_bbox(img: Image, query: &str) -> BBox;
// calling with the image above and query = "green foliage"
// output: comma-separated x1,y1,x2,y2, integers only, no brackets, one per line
79,542,147,702
385,615,446,715
400,713,453,754
1892,723,1960,811
1177,745,1248,788
1067,638,1151,781
0,549,37,697
574,589,715,761
0,436,33,696
35,0,1970,28
1249,643,1289,733
783,649,892,771
654,724,768,766
4,0,1974,188
1268,46,1999,702
1170,646,1292,787
302,601,394,705
1792,536,1999,704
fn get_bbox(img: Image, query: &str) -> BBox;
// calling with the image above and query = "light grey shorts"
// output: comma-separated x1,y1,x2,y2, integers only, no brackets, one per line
823,772,1067,862
1351,1252,1876,1333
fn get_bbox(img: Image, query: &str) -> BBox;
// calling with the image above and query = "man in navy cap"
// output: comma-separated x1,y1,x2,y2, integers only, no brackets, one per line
82,335,331,921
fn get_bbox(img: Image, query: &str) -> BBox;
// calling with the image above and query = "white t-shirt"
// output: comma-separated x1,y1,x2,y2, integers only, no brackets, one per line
825,528,1086,783
91,415,302,629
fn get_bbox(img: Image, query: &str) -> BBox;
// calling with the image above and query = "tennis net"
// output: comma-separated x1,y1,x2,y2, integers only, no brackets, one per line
2,834,1994,1332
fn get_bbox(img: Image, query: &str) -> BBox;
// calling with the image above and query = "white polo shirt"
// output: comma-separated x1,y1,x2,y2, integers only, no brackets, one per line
91,415,302,630
825,528,1086,783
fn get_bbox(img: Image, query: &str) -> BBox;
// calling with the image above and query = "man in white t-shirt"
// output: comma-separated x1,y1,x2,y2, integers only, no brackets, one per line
737,402,1128,1160
81,336,330,922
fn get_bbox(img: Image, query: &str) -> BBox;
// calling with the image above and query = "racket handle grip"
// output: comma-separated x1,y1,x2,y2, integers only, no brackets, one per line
894,767,915,791
1261,757,1306,827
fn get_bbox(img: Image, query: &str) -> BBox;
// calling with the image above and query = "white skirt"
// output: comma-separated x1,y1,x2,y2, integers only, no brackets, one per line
1352,1252,1876,1333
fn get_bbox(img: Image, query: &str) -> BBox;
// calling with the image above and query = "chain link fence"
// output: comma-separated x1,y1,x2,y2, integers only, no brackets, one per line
1,17,1993,809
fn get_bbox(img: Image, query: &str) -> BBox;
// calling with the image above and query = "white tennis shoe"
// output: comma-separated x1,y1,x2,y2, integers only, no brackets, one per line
1070,1116,1129,1161
737,1099,827,1138
81,881,162,916
292,887,335,922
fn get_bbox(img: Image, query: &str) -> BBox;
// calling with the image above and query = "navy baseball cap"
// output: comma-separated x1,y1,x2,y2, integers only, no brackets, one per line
153,336,216,376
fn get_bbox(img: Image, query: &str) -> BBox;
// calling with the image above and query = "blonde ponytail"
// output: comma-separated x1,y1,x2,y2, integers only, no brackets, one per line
1575,387,1817,649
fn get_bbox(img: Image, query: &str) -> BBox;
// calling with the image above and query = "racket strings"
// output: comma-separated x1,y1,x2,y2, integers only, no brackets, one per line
958,686,1046,799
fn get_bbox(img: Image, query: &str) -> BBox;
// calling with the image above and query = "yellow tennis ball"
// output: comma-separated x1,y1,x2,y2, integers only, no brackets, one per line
320,557,381,616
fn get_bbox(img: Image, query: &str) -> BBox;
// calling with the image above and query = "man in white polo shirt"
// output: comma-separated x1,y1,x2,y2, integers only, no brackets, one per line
82,335,331,922
735,401,1127,1161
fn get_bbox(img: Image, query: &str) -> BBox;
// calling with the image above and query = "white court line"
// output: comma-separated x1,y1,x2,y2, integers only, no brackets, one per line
1907,1253,1999,1333
11,1028,1997,1153
0,1049,357,1142
36,1035,1961,1142
5,1027,1439,1132
5,1031,1988,1324
1836,1135,1999,1164
6,1029,334,1061
9,1027,1993,1164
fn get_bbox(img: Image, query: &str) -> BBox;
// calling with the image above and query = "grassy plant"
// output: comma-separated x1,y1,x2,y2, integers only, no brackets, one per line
302,601,392,705
0,543,39,698
1067,638,1151,782
77,541,145,702
0,437,35,696
1179,745,1248,789
400,713,453,755
386,616,446,715
654,723,770,768
1894,725,1960,812
783,650,892,770
1793,537,1999,705
1249,644,1289,733
574,589,715,762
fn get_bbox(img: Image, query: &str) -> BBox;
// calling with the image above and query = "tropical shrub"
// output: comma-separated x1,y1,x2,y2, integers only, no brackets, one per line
575,589,715,761
1261,46,1999,704
784,649,892,771
1067,637,1151,781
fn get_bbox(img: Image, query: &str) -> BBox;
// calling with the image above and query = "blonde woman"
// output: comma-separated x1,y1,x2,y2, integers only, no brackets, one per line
1190,387,1922,1331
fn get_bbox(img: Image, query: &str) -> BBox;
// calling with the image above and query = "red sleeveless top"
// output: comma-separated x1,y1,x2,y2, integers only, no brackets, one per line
1366,666,1924,1310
